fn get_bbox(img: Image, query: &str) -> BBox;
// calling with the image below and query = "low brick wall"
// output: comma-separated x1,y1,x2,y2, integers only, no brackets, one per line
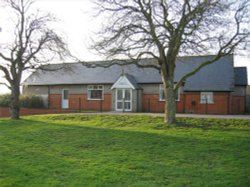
0,107,78,118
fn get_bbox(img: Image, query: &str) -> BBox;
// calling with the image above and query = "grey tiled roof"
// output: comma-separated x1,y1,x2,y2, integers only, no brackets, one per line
23,55,237,91
234,67,248,86
177,55,235,91
124,74,141,89
23,62,162,85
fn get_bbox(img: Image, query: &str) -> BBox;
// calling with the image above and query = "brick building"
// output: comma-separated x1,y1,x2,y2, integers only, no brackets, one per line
22,55,248,114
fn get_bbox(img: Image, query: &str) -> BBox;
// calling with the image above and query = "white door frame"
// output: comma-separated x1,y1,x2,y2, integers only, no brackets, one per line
115,89,132,112
62,89,69,109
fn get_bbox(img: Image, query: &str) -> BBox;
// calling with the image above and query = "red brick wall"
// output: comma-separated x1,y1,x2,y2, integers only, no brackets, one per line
49,94,61,109
68,94,85,110
142,92,234,114
142,94,184,113
231,96,245,114
177,95,185,113
49,94,112,111
48,92,244,114
1,93,245,117
183,92,230,114
0,107,10,118
142,94,164,112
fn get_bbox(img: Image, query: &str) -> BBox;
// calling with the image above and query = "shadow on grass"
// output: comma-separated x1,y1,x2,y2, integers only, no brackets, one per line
1,116,250,186
40,114,250,130
175,118,250,133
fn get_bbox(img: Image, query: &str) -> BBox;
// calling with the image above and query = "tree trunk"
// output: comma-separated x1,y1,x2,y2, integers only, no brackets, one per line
9,83,20,119
163,81,176,125
160,59,177,125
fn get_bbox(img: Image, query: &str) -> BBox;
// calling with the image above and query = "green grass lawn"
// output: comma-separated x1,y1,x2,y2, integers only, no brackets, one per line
0,114,250,187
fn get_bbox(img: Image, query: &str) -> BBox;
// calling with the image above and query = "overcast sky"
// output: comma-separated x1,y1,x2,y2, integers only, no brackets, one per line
35,0,102,61
0,0,101,93
0,0,99,59
0,0,249,94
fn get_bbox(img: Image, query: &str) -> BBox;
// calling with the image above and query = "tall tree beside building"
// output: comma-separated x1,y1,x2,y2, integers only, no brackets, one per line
92,0,250,124
0,0,70,119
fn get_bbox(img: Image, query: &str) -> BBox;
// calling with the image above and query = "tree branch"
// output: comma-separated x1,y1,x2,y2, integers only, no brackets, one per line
0,52,12,62
174,53,226,92
0,64,12,84
0,82,11,90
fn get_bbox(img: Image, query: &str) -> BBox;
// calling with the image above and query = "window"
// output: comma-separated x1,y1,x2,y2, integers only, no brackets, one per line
87,85,104,100
159,84,180,101
62,89,69,109
159,84,165,101
62,89,69,100
200,92,213,104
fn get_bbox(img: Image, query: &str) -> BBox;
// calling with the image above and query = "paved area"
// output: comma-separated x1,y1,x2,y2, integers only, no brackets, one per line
81,112,250,120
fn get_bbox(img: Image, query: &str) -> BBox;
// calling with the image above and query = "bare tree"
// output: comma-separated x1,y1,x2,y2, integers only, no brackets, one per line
0,0,70,119
91,0,250,124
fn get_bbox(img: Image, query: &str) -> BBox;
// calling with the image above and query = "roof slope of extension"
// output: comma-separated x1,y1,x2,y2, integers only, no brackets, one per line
23,55,237,91
234,67,248,86
123,73,141,89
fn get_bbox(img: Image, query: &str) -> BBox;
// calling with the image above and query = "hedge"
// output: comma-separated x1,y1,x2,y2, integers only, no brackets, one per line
0,94,45,108
0,94,11,107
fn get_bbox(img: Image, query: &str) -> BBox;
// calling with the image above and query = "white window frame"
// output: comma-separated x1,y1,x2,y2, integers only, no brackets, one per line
159,84,180,101
87,85,104,100
200,92,214,104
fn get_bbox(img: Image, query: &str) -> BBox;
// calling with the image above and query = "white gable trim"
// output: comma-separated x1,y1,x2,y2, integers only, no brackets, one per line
111,75,135,89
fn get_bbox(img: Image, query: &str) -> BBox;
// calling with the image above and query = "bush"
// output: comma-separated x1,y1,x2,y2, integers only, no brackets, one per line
20,95,45,108
0,94,11,107
0,94,45,108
